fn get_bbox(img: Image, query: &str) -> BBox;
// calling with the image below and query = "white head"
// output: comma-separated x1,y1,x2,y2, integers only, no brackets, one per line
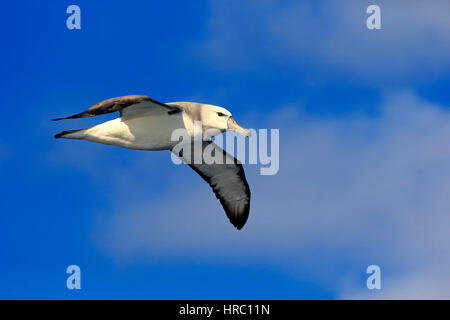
199,104,251,138
169,102,251,138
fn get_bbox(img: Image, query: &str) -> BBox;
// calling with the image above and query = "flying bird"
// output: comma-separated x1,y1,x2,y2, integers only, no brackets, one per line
52,95,251,229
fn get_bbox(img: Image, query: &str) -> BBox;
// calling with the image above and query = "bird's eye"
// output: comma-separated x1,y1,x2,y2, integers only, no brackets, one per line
217,112,226,117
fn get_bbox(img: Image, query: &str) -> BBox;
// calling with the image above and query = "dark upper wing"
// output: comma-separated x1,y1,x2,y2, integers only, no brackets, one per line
172,141,251,230
51,95,182,121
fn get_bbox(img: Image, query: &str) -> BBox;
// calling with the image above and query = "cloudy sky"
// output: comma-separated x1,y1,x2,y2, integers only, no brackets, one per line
1,0,450,299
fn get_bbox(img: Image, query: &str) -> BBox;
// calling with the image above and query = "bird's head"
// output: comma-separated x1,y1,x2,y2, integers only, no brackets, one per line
200,104,251,138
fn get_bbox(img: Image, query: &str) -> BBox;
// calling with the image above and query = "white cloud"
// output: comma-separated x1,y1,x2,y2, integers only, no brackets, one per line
197,0,450,82
90,92,450,298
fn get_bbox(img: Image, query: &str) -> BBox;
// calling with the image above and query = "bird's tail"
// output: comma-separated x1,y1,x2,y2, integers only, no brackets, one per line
54,128,87,139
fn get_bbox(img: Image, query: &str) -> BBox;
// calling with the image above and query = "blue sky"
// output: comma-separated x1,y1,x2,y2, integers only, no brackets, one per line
2,0,450,299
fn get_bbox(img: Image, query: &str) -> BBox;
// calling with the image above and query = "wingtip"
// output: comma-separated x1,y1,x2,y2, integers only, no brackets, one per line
50,111,92,121
232,220,247,230
230,211,249,230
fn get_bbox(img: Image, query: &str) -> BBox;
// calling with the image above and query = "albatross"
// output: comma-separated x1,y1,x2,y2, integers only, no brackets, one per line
52,95,252,229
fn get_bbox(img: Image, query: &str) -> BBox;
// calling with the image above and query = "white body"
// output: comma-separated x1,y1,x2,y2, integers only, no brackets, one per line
66,112,192,150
